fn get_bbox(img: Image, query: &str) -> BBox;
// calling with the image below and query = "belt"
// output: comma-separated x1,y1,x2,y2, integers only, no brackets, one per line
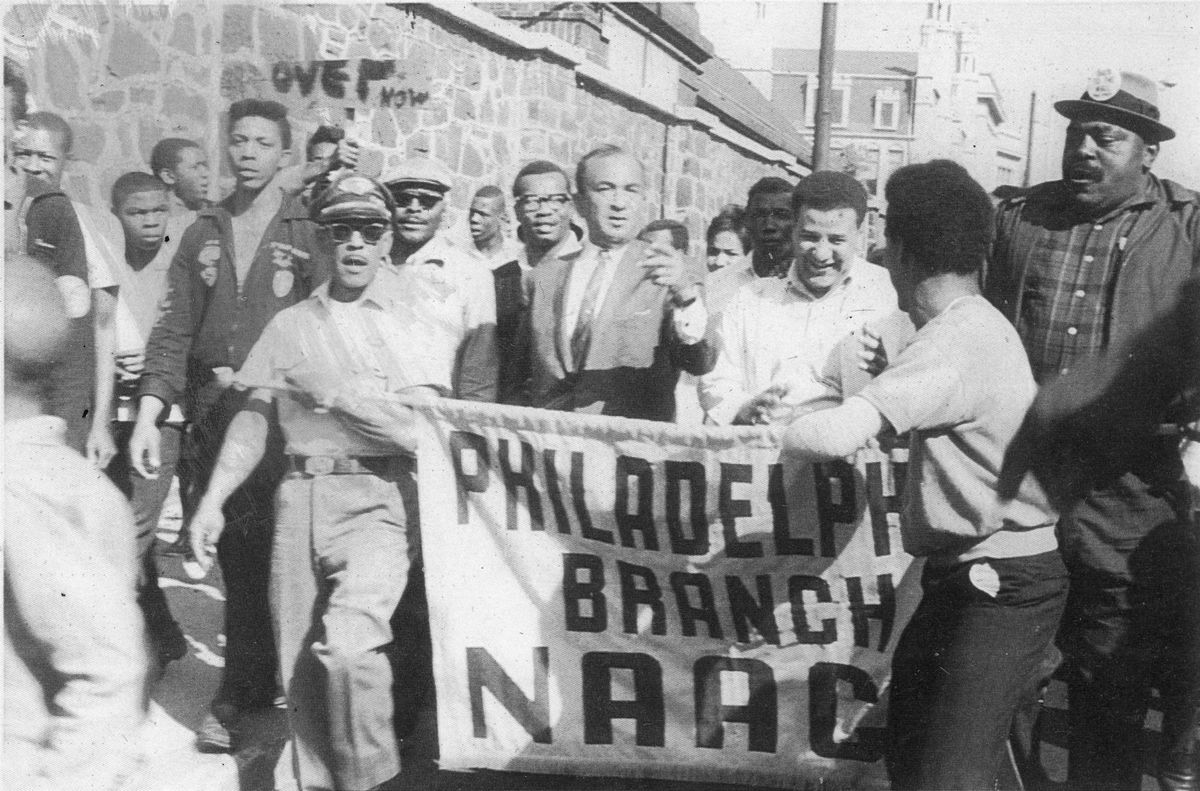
287,454,411,478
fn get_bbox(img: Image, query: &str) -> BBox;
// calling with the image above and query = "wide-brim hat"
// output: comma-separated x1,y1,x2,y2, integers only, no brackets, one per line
1054,69,1174,143
310,174,395,223
379,157,454,192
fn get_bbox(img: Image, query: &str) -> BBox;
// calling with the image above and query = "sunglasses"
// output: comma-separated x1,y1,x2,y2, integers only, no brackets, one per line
325,222,390,244
390,191,443,210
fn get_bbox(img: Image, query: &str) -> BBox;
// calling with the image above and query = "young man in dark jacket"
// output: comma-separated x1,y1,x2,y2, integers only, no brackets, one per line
129,98,328,752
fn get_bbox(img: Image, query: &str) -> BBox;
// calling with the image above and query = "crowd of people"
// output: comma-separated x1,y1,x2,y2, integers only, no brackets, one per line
4,53,1199,791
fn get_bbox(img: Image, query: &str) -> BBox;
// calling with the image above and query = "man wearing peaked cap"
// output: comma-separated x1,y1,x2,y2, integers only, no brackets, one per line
310,172,396,223
379,157,499,403
986,69,1200,790
188,170,444,791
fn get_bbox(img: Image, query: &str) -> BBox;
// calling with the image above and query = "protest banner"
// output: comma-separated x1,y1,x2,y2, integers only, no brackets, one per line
415,399,921,789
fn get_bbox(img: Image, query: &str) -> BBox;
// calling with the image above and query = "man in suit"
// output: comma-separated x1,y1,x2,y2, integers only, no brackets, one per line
517,145,710,421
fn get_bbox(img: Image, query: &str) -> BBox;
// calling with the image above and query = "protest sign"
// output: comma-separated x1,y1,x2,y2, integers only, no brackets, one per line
416,399,920,789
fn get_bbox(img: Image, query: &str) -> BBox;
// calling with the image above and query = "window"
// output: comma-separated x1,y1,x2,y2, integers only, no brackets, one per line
874,89,901,131
804,78,850,128
858,146,880,199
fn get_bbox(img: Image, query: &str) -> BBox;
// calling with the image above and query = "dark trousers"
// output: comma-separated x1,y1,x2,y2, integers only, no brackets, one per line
1056,471,1200,790
107,421,185,651
887,551,1068,791
188,384,282,710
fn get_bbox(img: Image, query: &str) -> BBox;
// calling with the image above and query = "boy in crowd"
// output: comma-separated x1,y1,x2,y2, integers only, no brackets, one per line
13,110,118,464
468,184,520,269
638,219,704,424
468,185,524,388
149,137,210,223
129,98,327,752
744,176,795,278
783,160,1067,789
638,217,689,254
101,171,188,667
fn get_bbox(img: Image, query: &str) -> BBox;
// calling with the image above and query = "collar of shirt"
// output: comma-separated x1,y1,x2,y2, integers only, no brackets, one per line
472,239,523,271
1091,174,1159,224
309,266,400,313
784,256,861,301
582,239,631,263
517,230,584,270
394,233,462,268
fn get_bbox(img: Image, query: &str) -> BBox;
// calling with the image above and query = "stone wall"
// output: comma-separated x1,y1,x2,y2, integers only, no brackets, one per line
7,2,792,251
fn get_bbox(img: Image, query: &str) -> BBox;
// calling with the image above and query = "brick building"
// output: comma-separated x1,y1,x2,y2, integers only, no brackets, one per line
4,1,810,255
739,4,1025,222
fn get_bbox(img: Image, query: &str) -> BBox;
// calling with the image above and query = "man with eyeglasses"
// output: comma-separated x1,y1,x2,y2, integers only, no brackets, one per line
129,98,327,752
493,161,586,403
512,160,584,270
188,174,439,791
382,158,498,403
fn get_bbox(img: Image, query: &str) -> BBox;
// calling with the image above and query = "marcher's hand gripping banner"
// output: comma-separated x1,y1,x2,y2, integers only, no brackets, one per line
415,399,920,789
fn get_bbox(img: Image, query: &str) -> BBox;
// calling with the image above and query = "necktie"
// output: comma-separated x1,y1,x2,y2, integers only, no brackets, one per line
570,248,612,371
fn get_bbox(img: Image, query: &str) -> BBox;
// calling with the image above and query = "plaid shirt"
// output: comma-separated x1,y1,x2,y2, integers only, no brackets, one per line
1011,181,1156,382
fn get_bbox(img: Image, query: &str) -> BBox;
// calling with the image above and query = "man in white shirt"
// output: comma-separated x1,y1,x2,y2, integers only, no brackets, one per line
382,158,498,402
700,170,903,425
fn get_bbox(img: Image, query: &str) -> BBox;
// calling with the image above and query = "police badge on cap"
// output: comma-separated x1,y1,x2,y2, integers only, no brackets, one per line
311,174,395,223
1054,68,1175,143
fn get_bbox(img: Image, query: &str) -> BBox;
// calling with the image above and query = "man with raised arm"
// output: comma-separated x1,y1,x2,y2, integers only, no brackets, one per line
516,145,710,420
785,160,1067,790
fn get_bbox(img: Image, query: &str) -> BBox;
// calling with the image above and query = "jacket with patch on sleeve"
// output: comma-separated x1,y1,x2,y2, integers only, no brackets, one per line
139,193,328,410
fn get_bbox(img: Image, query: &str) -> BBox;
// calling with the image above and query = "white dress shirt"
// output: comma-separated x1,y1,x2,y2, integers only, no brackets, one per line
699,257,900,425
559,241,707,367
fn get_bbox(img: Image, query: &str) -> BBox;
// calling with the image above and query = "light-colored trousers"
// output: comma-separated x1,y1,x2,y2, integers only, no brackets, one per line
271,460,420,791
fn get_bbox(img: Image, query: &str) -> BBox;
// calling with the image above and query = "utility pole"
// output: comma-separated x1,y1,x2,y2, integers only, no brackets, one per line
1023,90,1037,187
812,3,838,171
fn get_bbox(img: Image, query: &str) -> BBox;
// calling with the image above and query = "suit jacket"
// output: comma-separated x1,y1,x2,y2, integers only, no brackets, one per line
515,240,710,421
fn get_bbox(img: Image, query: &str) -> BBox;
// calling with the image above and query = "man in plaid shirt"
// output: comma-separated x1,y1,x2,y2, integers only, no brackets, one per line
986,69,1200,790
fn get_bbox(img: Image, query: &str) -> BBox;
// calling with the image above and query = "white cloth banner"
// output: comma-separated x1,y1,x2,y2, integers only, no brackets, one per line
416,399,920,789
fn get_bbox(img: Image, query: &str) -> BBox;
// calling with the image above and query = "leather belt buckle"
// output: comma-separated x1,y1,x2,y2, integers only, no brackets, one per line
305,456,335,476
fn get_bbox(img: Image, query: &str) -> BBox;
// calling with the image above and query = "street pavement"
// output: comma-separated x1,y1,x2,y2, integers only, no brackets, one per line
143,486,1165,791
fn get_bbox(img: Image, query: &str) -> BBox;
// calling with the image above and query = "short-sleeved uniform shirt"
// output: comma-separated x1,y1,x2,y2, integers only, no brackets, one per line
857,295,1056,559
235,268,440,457
390,235,498,401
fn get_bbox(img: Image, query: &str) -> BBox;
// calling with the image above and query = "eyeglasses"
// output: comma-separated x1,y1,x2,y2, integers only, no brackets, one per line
516,194,571,211
390,191,443,210
325,222,390,244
